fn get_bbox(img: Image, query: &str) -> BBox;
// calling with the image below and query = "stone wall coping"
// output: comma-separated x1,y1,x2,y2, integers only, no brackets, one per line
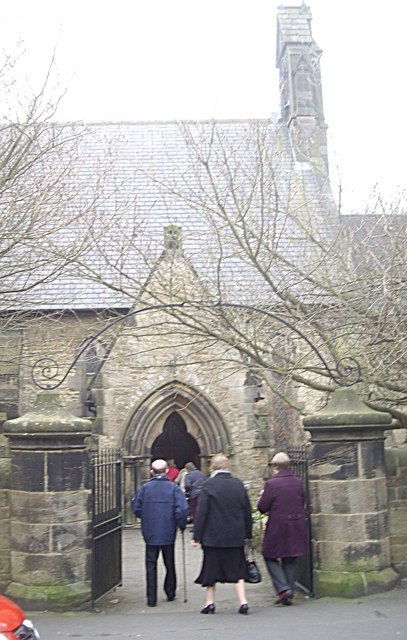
303,388,396,429
305,426,389,443
3,392,92,435
4,433,91,450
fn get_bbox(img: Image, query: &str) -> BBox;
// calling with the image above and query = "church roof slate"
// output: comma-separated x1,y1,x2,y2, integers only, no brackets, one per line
2,118,339,311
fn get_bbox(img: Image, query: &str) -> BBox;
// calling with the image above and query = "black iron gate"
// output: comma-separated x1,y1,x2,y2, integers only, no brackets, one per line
90,448,122,605
287,445,313,596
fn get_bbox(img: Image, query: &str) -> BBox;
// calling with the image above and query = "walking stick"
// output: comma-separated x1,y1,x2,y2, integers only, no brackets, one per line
181,529,187,602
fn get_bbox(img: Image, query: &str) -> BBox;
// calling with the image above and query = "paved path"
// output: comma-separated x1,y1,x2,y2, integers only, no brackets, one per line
31,527,407,640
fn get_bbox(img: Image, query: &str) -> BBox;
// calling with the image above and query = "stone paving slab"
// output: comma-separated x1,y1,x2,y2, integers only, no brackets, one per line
30,527,407,640
106,525,274,613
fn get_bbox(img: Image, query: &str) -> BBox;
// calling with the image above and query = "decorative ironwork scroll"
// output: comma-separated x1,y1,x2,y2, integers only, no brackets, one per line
31,301,361,390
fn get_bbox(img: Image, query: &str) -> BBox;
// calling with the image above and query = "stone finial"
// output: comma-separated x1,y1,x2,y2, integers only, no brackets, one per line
164,224,182,251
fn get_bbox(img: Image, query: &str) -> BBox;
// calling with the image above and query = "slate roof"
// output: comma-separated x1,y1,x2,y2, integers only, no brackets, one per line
2,118,339,311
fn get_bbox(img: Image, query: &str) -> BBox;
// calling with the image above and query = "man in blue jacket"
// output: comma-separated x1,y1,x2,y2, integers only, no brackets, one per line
132,459,188,607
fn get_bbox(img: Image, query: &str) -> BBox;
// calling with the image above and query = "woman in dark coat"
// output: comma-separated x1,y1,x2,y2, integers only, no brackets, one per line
192,454,252,615
257,451,307,606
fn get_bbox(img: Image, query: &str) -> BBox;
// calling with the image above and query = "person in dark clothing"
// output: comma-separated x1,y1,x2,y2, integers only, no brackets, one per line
192,454,252,615
132,459,188,607
257,451,307,606
184,462,205,523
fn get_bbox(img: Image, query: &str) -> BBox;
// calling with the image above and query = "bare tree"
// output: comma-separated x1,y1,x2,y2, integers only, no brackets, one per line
3,95,406,428
0,49,142,422
68,120,407,424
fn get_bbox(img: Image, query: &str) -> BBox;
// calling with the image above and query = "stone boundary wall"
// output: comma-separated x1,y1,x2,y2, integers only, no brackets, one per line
386,445,407,577
0,442,10,590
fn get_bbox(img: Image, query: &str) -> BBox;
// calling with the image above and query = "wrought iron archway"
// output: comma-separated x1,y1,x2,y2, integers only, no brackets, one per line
29,300,359,603
31,301,361,391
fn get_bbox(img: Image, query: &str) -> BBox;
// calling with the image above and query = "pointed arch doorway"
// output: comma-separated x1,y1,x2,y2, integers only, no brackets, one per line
122,380,232,514
151,410,200,469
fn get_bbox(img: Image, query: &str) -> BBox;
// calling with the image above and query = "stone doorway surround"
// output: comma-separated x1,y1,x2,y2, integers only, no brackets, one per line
122,379,231,485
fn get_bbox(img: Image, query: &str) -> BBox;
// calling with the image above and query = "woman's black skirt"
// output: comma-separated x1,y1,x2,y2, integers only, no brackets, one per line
195,546,246,587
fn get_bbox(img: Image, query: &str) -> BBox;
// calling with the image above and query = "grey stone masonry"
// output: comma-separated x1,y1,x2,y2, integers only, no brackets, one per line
385,445,407,577
0,440,11,590
276,5,328,177
303,387,400,597
3,391,92,611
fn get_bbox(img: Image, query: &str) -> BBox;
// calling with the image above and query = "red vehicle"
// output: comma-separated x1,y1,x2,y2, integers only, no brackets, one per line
0,596,40,640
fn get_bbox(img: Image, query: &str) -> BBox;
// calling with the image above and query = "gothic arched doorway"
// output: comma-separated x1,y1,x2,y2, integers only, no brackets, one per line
122,379,232,493
151,411,200,469
123,380,231,463
121,380,231,523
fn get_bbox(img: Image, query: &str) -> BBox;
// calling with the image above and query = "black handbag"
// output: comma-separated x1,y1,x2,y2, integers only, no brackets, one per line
245,542,262,584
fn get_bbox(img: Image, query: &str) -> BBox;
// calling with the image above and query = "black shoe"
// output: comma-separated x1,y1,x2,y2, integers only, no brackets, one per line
238,604,249,615
201,603,215,614
167,596,176,602
275,589,293,605
147,602,156,607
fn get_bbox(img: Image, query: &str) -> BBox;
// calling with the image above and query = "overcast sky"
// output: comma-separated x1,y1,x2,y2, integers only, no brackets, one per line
1,0,406,215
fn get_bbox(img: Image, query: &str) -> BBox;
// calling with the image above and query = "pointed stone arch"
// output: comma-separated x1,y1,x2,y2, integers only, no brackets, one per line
122,379,231,464
150,411,201,470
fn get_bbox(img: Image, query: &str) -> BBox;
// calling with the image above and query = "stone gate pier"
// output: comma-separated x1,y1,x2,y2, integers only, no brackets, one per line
3,391,92,610
303,387,400,597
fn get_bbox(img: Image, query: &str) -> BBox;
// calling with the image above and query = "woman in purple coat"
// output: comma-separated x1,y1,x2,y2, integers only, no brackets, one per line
257,452,307,606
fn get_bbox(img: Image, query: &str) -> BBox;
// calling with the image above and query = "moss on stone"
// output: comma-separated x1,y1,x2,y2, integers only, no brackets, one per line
314,570,365,597
314,567,399,598
364,567,400,593
6,581,91,611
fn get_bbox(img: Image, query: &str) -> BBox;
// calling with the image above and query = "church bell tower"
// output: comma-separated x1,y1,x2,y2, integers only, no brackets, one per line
276,4,329,176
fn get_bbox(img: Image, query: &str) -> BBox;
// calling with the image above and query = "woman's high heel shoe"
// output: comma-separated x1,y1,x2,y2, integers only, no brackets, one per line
238,604,249,615
201,603,216,614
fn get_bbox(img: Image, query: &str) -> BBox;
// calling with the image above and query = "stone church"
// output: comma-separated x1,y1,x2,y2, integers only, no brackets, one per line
1,4,338,489
1,4,406,609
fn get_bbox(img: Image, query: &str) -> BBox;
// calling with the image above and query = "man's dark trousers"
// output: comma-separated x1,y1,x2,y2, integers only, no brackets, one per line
146,544,176,606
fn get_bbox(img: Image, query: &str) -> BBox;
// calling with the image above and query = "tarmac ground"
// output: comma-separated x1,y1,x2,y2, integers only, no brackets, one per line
30,527,407,640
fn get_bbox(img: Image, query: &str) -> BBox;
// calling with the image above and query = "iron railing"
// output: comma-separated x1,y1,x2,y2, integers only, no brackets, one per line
90,448,122,605
287,445,313,596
